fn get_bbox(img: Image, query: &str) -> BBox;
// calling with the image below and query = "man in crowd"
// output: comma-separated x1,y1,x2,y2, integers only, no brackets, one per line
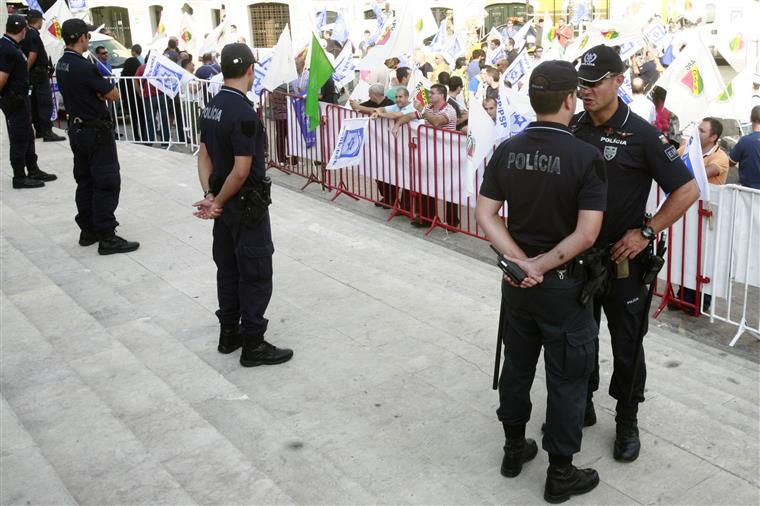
350,83,393,114
633,49,661,90
484,96,498,122
359,30,372,57
1,14,57,189
94,45,113,77
556,18,573,48
21,9,65,142
386,67,410,101
196,53,221,80
164,37,180,62
729,105,760,190
629,77,655,124
120,43,147,141
447,76,468,131
505,38,519,67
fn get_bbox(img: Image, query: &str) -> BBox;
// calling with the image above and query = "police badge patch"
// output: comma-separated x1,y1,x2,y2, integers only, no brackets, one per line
603,145,617,161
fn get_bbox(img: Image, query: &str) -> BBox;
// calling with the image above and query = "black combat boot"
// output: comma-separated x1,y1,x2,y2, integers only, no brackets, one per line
501,437,538,477
544,461,600,504
98,235,140,255
12,176,44,189
28,169,57,181
42,130,66,142
613,403,640,462
217,324,243,354
240,339,293,367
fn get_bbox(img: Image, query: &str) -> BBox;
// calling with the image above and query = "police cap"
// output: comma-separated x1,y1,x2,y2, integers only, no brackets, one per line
6,14,27,33
221,43,255,73
577,44,624,82
27,9,44,22
529,60,577,92
61,18,96,43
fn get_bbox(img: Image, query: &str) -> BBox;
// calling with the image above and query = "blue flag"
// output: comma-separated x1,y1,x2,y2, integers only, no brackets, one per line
292,97,317,149
333,10,349,44
315,8,328,32
253,54,273,96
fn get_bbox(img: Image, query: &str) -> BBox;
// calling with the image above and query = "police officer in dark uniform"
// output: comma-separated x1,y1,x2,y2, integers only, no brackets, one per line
0,14,57,189
571,45,698,462
56,19,139,254
193,43,293,368
21,9,65,142
477,61,607,503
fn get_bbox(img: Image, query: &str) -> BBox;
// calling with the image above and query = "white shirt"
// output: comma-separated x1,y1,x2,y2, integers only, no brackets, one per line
629,94,656,124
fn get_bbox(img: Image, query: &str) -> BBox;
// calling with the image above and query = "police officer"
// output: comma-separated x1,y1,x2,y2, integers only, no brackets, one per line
571,45,698,462
193,43,293,368
21,9,65,142
0,14,57,189
477,61,607,503
56,19,139,254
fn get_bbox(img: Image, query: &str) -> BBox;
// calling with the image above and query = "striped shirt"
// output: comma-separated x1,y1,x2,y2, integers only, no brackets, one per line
422,102,457,130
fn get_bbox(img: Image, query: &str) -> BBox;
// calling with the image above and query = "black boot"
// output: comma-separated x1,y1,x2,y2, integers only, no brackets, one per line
42,131,66,142
28,169,57,182
12,177,44,189
98,235,140,255
613,418,640,462
544,463,600,504
500,438,538,478
240,339,293,367
217,324,243,354
79,230,98,246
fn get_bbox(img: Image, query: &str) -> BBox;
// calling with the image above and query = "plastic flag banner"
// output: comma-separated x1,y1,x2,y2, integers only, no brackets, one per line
326,117,370,170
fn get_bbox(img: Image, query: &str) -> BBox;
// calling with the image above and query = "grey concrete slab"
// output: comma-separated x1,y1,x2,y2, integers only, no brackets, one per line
2,136,758,505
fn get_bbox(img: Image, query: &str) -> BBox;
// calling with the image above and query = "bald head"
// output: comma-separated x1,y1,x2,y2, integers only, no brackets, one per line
632,77,646,95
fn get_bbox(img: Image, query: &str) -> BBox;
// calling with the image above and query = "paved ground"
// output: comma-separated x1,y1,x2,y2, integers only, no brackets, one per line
1,134,759,505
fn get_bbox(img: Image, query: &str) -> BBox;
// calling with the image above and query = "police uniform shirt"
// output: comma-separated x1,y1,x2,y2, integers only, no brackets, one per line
200,86,266,187
56,49,114,120
571,98,694,244
0,35,29,96
20,26,47,70
480,121,608,256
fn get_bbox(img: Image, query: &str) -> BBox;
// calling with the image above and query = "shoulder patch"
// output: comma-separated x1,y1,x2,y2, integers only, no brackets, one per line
664,145,679,162
241,120,257,137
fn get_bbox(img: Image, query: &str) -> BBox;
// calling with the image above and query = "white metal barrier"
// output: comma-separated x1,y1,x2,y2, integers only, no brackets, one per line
702,184,760,346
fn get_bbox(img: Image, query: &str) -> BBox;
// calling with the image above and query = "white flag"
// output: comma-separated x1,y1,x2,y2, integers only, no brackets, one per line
413,2,439,44
326,117,370,170
442,33,465,66
467,97,495,196
41,0,72,65
261,24,298,92
347,80,371,106
708,66,755,123
643,19,668,48
681,130,709,200
332,43,356,89
715,26,749,73
253,52,273,95
663,33,725,127
505,87,535,136
503,50,532,86
494,81,511,142
356,2,414,71
144,53,194,99
512,21,532,50
617,69,634,104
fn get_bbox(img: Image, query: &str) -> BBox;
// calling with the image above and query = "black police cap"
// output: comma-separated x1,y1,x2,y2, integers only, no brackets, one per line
6,14,27,32
529,60,578,92
577,44,625,82
27,9,44,22
221,43,255,71
61,18,96,43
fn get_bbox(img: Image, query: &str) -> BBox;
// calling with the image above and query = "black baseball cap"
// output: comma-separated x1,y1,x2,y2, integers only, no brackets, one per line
27,9,44,21
61,18,96,43
6,14,27,32
577,44,625,82
529,60,578,92
221,43,255,72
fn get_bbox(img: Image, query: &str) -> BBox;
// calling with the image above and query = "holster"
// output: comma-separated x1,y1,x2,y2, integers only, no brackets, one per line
640,240,665,285
578,247,611,306
71,117,114,145
238,177,272,227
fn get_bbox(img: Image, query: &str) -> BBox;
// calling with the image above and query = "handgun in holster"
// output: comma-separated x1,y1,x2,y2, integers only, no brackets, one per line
641,233,667,285
578,247,611,306
239,176,272,227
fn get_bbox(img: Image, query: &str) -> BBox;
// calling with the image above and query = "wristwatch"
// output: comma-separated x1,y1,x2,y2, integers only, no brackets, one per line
203,190,212,198
640,224,655,241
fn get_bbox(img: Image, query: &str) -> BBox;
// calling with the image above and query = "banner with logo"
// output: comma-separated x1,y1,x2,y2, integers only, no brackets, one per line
617,69,633,104
144,53,193,99
503,50,532,86
68,0,88,11
326,117,370,170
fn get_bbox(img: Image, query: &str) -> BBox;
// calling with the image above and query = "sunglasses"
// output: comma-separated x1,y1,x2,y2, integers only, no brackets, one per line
578,73,620,89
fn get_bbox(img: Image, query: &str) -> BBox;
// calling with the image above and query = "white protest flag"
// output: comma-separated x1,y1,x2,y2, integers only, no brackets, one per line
541,12,554,48
289,0,316,54
41,0,72,65
708,65,754,123
429,20,448,52
562,30,603,63
198,18,227,56
466,97,495,197
347,80,370,106
588,19,645,47
487,45,506,65
503,50,532,86
442,33,465,66
413,2,439,45
715,25,749,73
663,33,725,127
332,42,356,89
618,38,645,61
144,53,194,99
356,2,414,71
505,87,535,136
326,117,370,170
261,24,298,92
178,12,196,52
512,21,532,51
643,19,668,48
680,129,709,200
252,52,273,95
494,81,511,143
617,69,634,104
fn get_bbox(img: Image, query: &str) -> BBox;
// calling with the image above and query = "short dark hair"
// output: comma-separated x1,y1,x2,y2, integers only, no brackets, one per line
752,105,760,124
396,67,410,82
491,39,501,46
484,66,500,81
449,76,463,92
431,83,448,99
702,117,723,139
437,71,450,86
470,49,483,60
364,30,371,35
455,56,467,69
507,37,515,47
529,88,575,115
95,45,106,54
168,39,178,49
202,52,213,63
131,44,142,55
396,87,409,97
